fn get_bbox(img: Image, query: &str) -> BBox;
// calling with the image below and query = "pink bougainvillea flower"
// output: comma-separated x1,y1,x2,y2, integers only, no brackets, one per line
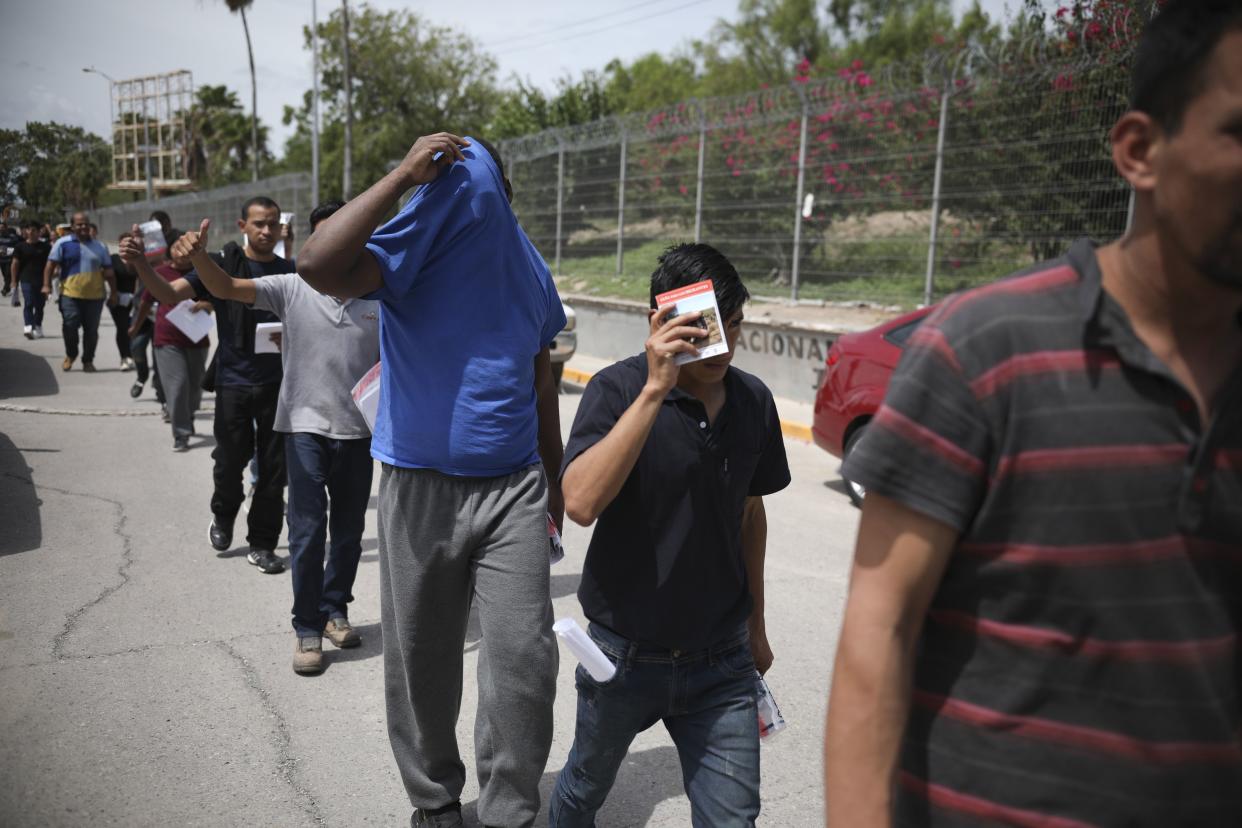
858,111,873,122
1055,6,1069,18
837,67,852,79
856,72,874,88
796,57,812,74
851,58,864,71
732,169,742,177
1053,73,1074,91
679,184,688,196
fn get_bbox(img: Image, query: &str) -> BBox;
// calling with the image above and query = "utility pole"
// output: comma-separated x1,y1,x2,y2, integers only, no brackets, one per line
341,0,353,199
311,0,320,205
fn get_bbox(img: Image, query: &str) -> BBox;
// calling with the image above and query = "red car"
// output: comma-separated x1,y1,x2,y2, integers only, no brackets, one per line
812,305,935,506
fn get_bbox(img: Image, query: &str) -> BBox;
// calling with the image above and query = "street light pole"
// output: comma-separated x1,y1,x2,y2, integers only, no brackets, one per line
311,0,321,205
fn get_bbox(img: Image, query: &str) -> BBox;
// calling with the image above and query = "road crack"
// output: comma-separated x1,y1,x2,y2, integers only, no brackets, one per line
2,472,136,660
217,641,326,826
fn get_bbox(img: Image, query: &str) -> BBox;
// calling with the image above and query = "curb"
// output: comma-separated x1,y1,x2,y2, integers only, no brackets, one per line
561,366,814,443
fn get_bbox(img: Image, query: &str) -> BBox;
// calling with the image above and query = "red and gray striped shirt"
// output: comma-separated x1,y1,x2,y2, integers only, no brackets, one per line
843,239,1242,827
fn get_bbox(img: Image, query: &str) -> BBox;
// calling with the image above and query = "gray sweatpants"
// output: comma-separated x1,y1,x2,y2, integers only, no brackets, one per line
378,463,557,827
154,345,206,439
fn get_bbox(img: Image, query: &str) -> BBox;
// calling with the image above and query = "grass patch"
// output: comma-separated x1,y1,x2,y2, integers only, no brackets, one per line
551,233,1032,310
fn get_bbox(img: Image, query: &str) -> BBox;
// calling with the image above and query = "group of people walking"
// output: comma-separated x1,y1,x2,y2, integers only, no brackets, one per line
10,2,1242,825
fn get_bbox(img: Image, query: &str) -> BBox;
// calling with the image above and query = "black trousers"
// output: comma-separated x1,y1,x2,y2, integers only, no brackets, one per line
211,383,286,550
108,303,131,361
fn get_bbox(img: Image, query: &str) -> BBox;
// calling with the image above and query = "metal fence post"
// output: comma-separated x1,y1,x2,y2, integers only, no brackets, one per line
790,91,809,302
616,128,627,277
555,142,565,277
694,103,706,244
923,84,951,307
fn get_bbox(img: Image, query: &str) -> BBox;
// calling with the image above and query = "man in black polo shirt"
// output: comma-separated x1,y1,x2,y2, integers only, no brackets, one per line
825,3,1242,826
550,244,790,826
126,196,295,575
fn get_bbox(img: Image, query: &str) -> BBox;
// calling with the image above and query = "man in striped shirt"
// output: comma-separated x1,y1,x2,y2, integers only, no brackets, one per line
824,2,1242,825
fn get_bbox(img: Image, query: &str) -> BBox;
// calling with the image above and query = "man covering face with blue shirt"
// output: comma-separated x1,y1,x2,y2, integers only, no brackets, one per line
298,133,565,828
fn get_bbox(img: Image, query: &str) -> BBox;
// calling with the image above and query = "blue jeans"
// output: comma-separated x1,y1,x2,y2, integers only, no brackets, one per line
20,282,45,328
60,296,103,362
285,432,374,636
550,624,761,827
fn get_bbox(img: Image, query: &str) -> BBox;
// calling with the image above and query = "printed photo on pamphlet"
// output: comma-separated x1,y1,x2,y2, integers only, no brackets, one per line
654,279,728,365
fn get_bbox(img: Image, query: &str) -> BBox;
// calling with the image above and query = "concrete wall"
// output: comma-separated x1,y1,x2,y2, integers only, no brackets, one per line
566,294,839,406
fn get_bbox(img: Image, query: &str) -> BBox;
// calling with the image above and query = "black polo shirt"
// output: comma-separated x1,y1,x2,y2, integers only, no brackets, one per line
562,354,791,651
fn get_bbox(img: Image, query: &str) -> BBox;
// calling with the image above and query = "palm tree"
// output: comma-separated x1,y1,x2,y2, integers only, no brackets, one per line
224,0,260,182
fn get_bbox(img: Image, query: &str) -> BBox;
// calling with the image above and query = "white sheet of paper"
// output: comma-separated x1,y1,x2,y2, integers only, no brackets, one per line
164,300,213,343
254,321,283,354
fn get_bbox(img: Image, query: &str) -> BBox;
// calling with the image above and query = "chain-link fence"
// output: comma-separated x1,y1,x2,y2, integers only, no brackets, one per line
502,32,1136,307
93,172,315,250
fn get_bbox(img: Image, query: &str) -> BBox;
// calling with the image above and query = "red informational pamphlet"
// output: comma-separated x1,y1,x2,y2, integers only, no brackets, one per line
654,279,729,365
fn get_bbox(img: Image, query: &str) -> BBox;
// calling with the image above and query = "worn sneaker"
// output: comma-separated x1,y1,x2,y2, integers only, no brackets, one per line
130,380,144,399
62,356,74,371
121,357,135,371
173,436,190,452
247,548,285,574
293,636,324,675
208,518,233,552
411,804,464,827
23,325,33,339
161,405,170,423
32,326,43,339
82,362,96,373
325,617,361,649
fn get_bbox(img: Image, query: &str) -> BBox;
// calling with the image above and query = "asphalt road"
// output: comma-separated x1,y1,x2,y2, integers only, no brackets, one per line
0,303,861,827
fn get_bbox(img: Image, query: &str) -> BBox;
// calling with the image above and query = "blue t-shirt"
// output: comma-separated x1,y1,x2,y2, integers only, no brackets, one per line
364,140,566,476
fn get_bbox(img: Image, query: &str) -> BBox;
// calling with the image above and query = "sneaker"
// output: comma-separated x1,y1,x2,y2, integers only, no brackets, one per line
208,518,233,552
23,325,33,339
32,326,43,339
247,548,285,574
130,380,144,399
411,804,464,827
293,636,324,675
62,356,73,371
173,436,190,452
325,617,361,649
82,362,96,373
161,405,170,423
121,357,135,371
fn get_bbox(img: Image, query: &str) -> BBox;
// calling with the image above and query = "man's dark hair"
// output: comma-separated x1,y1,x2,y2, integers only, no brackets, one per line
1130,0,1242,134
472,137,513,203
649,243,750,318
240,196,280,220
149,209,172,226
23,220,40,231
309,200,345,231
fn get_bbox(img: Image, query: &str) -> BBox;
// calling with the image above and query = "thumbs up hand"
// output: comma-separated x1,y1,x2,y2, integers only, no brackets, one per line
172,218,210,261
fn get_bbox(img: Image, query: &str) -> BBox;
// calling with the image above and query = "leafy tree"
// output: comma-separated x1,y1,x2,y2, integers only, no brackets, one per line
281,3,500,199
223,0,261,182
185,85,272,188
12,122,110,213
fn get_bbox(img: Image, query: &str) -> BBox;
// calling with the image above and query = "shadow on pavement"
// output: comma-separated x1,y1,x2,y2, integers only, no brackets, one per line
462,745,684,827
0,347,59,399
0,431,43,555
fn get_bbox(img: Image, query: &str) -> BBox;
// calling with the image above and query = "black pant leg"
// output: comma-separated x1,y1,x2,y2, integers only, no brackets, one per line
109,303,131,360
246,383,287,551
210,385,255,529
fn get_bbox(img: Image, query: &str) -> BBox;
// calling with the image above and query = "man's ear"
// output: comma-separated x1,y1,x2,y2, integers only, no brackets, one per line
1110,111,1161,195
236,217,248,234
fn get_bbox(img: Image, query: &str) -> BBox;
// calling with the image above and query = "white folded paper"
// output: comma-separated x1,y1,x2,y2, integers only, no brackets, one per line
553,618,616,682
274,212,295,259
350,361,382,433
254,321,283,354
165,300,213,343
